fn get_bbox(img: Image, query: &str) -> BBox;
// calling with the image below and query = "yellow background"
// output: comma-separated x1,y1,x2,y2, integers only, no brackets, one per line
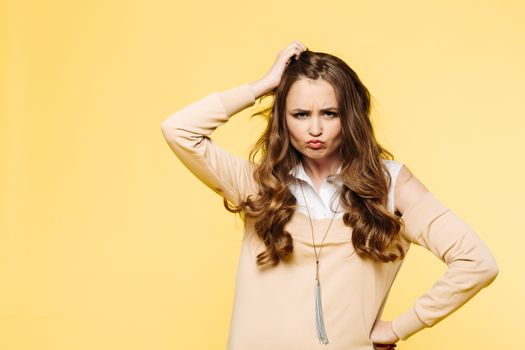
2,0,523,349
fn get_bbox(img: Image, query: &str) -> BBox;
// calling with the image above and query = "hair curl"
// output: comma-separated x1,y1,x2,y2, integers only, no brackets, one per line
224,50,407,267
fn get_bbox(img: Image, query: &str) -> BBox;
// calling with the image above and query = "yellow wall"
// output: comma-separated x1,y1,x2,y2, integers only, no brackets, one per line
1,0,523,349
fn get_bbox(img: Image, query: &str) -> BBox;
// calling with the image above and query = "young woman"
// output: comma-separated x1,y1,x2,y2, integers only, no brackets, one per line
160,41,499,350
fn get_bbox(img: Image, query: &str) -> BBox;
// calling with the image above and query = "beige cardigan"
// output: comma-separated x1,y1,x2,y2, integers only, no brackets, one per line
160,83,499,350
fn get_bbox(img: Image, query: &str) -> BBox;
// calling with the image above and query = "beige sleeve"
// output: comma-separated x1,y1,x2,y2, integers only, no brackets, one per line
160,83,258,206
391,191,499,341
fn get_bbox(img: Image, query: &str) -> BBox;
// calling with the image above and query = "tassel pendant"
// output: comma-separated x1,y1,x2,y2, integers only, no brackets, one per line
315,279,329,344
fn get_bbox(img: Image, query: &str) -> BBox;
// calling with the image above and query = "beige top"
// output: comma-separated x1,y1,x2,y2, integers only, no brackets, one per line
160,83,499,350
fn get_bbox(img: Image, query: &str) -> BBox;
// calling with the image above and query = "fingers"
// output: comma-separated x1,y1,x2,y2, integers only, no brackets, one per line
285,40,307,61
289,40,306,52
268,40,308,85
294,40,307,51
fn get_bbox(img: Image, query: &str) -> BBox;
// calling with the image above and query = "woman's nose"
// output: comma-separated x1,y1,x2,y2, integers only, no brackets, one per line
308,116,323,135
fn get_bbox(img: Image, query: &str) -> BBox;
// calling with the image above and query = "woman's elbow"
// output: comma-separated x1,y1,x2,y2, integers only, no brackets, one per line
480,256,499,286
160,118,185,145
160,111,182,134
160,118,176,134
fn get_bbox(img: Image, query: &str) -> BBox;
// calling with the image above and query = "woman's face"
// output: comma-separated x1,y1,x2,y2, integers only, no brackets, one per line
285,78,342,162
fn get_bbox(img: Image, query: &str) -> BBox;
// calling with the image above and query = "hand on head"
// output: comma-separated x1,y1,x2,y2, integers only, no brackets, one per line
261,40,308,91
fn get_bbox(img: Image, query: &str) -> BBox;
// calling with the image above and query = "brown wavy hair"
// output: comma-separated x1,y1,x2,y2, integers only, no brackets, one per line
224,49,407,266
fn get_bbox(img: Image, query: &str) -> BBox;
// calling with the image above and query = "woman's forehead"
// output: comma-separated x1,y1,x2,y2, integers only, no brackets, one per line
286,79,338,109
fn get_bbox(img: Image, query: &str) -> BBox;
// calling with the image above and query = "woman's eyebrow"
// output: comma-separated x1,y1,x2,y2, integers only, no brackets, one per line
289,107,338,113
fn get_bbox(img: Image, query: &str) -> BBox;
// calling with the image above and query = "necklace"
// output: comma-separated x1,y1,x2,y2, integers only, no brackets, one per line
298,180,341,345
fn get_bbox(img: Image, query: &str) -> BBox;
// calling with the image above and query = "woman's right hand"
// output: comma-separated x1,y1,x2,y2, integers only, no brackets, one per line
251,40,307,97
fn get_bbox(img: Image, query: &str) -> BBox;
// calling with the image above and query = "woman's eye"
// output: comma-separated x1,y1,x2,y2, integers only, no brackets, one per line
292,112,338,118
294,113,307,118
324,112,338,118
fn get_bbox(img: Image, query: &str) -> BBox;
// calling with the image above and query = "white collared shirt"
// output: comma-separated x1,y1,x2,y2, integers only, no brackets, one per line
288,159,403,219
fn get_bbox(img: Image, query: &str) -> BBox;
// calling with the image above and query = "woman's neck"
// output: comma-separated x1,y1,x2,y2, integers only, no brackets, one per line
301,155,342,190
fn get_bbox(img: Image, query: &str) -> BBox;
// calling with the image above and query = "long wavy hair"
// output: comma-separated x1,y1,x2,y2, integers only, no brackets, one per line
224,49,407,267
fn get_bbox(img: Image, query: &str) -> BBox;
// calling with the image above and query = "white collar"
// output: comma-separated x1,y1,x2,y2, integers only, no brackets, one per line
288,161,343,186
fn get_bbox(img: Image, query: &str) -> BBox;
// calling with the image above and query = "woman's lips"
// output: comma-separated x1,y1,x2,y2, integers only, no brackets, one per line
307,141,324,149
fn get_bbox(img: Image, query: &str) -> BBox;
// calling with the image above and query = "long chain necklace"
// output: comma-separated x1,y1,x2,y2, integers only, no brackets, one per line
298,180,341,345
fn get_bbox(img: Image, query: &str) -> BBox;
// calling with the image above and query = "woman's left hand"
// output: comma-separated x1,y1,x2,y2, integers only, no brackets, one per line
370,320,399,348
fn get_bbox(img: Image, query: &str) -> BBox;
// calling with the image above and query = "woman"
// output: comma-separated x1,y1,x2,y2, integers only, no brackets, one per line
160,41,499,350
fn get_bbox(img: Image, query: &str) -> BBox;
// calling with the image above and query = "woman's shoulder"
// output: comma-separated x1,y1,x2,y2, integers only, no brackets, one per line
382,158,404,169
389,161,430,216
382,159,405,183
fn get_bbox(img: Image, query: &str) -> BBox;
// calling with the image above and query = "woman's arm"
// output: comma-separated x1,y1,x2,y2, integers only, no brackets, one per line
160,42,307,207
160,82,264,206
390,165,499,341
